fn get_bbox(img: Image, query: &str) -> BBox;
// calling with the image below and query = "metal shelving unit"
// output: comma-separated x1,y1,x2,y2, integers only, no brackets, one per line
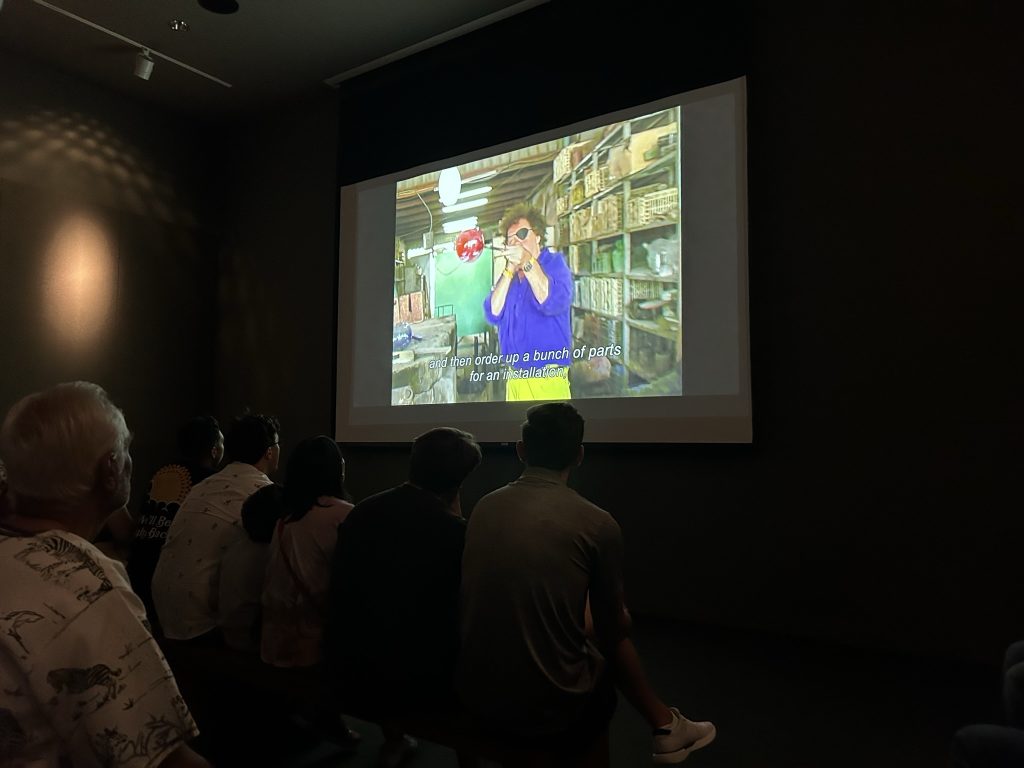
557,107,683,387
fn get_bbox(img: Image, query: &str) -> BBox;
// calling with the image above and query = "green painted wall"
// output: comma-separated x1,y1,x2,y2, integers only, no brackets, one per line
433,245,493,337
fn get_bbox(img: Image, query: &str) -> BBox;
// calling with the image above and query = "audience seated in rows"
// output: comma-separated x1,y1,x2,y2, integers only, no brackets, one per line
127,415,224,634
458,402,716,765
152,413,279,643
0,382,208,768
2,381,718,766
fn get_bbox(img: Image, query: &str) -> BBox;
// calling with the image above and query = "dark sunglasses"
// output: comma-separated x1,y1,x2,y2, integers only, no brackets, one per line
507,227,532,242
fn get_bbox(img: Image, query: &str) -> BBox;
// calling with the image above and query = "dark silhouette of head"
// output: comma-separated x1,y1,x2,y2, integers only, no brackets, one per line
241,483,287,543
225,412,280,472
283,436,349,521
177,415,223,470
409,427,482,503
520,402,584,471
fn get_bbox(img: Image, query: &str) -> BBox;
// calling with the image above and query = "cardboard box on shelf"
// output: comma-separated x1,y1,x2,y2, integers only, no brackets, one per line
570,140,594,169
409,291,424,323
625,123,677,175
608,144,632,180
554,140,596,180
397,291,425,324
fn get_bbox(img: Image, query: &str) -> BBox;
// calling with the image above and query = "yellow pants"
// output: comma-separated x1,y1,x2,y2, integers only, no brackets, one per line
505,366,571,402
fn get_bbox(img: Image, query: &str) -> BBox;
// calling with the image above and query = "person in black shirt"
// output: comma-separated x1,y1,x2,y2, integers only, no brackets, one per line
326,427,481,713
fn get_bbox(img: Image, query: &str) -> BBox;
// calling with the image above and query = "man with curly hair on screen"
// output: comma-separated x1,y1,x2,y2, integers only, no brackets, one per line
483,203,574,402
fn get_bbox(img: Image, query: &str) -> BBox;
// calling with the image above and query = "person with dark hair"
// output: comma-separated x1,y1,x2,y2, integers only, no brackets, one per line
261,437,353,668
152,413,280,643
257,437,362,751
406,426,486,515
127,415,224,631
459,403,715,765
240,482,287,542
218,484,286,652
0,382,209,768
326,427,481,766
483,203,574,402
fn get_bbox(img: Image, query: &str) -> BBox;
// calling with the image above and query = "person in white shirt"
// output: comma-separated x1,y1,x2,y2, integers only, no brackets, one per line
0,381,208,768
152,413,280,643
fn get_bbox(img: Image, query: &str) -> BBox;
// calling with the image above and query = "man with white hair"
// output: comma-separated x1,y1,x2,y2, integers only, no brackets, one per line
0,381,208,768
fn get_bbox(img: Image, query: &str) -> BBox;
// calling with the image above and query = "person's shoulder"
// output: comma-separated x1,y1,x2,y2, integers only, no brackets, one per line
0,530,136,626
475,483,512,505
344,485,403,529
314,495,353,511
184,467,222,495
351,484,402,512
470,482,521,518
313,496,354,523
554,485,618,526
193,463,269,499
540,247,569,268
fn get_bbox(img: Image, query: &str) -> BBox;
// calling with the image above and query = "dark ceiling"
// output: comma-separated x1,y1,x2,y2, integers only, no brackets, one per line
0,0,544,117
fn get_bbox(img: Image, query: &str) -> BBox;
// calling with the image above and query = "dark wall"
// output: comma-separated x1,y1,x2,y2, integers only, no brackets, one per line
221,1,1023,662
213,92,341,456
0,49,219,505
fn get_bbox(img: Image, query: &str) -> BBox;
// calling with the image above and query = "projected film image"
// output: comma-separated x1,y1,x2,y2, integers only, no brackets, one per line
391,108,681,406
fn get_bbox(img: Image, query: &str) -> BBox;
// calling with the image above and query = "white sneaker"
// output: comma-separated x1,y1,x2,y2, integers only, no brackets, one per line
652,707,716,764
378,734,418,768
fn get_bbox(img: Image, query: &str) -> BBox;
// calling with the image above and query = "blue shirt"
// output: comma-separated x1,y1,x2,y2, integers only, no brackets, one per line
483,248,573,371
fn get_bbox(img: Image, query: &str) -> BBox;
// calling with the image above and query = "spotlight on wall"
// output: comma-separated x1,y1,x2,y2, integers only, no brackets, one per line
134,48,154,80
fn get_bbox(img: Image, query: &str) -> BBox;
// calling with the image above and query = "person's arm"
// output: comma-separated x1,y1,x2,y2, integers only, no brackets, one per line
21,563,202,766
525,251,573,314
587,517,630,655
487,253,519,317
522,254,551,304
589,517,672,730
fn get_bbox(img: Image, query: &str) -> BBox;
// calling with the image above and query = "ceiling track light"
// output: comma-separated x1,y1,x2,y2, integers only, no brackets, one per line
27,0,232,88
134,48,154,80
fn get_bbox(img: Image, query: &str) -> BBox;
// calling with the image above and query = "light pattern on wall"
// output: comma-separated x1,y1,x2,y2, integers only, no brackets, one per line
43,213,116,346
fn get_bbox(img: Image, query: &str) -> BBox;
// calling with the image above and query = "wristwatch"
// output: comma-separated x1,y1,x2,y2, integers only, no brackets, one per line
522,258,534,273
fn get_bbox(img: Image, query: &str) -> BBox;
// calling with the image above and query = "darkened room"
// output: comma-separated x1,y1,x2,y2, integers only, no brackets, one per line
1,1,1021,767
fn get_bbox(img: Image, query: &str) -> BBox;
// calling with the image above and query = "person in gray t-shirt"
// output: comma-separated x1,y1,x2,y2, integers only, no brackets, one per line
459,403,716,765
